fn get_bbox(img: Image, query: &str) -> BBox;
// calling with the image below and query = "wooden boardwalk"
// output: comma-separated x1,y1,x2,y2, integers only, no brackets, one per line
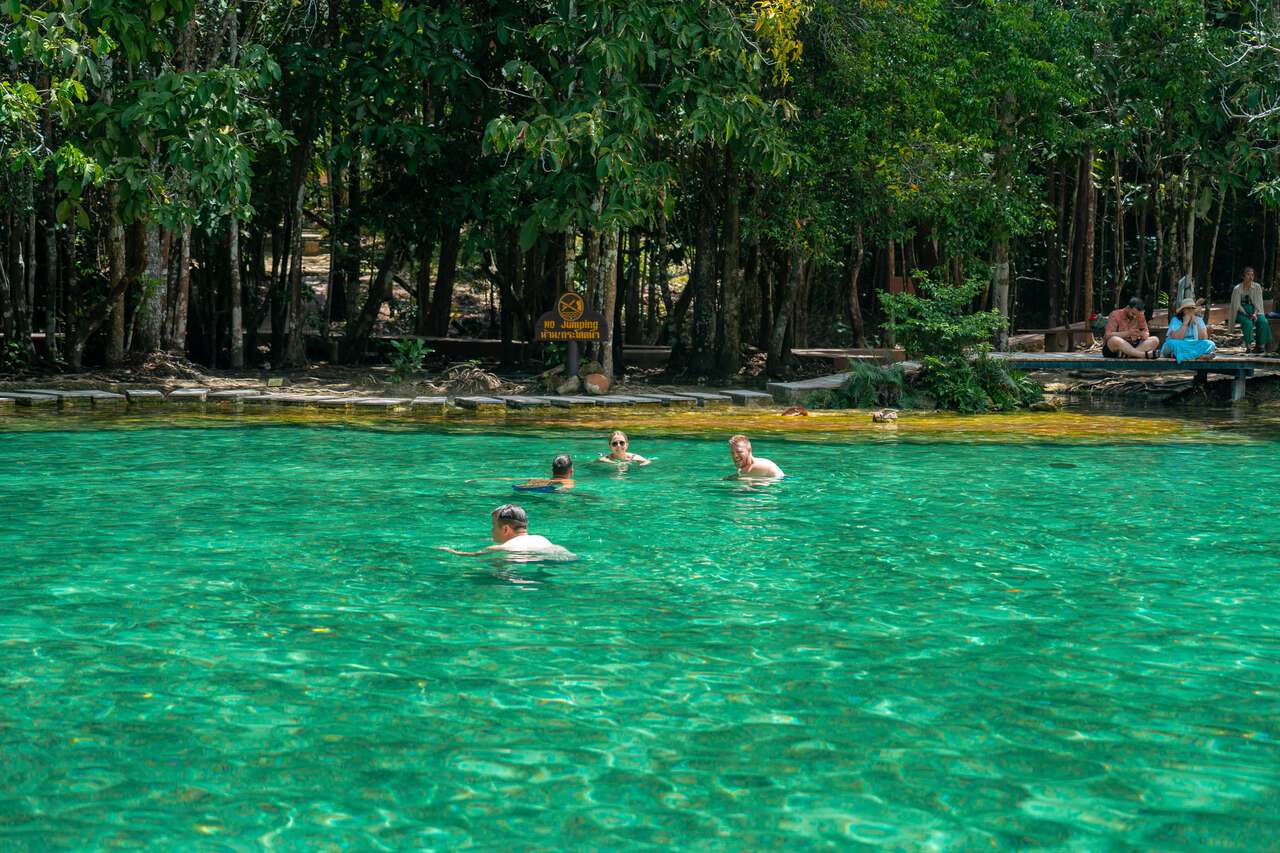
996,352,1280,401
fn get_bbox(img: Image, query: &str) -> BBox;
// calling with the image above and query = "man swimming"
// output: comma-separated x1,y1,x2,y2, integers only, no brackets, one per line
514,454,575,492
441,504,570,557
727,434,784,479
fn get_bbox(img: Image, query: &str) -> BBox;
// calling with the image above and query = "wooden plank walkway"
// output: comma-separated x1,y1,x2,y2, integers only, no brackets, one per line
995,352,1280,401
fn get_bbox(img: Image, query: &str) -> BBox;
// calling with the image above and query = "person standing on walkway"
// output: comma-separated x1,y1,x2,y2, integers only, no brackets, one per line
1228,266,1271,353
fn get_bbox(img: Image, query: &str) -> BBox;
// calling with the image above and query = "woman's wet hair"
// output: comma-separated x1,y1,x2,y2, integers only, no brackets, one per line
609,430,627,444
492,504,528,530
552,454,573,477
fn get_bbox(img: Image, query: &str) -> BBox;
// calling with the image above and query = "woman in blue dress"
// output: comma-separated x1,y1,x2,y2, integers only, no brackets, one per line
1160,298,1216,362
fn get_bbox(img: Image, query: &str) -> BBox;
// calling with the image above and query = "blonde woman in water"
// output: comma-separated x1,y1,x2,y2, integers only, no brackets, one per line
596,430,650,467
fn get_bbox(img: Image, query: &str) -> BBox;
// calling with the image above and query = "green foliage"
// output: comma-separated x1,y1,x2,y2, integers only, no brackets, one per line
0,340,27,373
804,361,910,409
389,338,432,382
881,273,1004,358
916,354,1042,414
541,342,567,369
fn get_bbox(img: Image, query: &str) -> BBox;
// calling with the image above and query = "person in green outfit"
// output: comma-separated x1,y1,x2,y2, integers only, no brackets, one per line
1228,266,1271,353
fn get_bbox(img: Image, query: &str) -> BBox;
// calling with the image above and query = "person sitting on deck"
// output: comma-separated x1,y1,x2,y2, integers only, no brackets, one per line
441,504,571,557
1228,266,1271,354
1103,298,1160,359
596,430,650,467
514,454,575,492
1160,299,1217,363
727,434,784,480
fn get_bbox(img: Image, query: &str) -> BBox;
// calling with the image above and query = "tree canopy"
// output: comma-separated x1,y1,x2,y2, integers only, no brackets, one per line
2,0,1277,375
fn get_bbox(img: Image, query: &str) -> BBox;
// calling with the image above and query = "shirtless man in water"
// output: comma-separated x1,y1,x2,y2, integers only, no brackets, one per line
512,454,575,493
441,504,568,556
727,434,784,479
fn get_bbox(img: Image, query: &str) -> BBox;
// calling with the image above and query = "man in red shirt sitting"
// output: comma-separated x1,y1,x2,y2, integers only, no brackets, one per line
1103,297,1160,359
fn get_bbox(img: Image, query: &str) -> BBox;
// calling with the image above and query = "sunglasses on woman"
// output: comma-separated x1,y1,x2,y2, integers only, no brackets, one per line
611,440,626,446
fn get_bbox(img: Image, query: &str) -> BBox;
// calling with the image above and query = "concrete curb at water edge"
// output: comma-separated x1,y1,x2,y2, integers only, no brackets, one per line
0,386,785,416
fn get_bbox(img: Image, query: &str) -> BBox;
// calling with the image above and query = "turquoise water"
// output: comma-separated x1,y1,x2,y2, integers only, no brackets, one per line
1,423,1278,849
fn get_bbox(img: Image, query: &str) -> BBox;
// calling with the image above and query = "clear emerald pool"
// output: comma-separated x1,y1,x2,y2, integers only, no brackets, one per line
1,422,1278,849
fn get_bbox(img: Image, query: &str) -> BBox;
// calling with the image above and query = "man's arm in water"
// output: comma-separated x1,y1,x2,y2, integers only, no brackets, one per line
439,545,500,557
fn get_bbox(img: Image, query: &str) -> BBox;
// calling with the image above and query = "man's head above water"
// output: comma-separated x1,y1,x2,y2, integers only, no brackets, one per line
551,454,573,479
490,503,528,543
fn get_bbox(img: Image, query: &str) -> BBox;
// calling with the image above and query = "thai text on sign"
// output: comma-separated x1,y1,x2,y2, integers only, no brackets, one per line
535,292,608,342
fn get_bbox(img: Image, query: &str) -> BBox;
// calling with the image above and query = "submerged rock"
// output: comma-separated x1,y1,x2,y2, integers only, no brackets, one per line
872,409,899,423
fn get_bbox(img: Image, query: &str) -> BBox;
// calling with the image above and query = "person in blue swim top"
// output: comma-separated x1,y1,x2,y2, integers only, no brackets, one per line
514,454,575,492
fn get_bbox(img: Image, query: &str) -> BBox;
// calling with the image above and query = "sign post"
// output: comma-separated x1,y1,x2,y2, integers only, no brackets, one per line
535,293,608,381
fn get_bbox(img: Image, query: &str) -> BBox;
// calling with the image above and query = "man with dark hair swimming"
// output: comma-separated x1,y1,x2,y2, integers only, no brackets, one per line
441,504,571,557
514,454,575,492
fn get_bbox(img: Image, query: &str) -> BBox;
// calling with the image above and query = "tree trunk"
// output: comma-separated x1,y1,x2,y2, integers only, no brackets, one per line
562,226,577,293
766,251,803,377
884,237,896,348
427,221,462,336
229,215,244,368
106,196,127,365
172,223,192,355
992,235,1011,350
343,239,404,360
1271,211,1280,301
646,214,669,343
1206,183,1228,295
624,229,641,344
227,9,244,368
597,228,620,378
847,225,868,348
281,168,308,367
1,210,15,344
612,230,626,374
1111,148,1125,309
415,238,435,337
1183,171,1197,297
717,164,743,377
1085,146,1095,322
686,160,719,375
1047,165,1065,326
1153,186,1165,315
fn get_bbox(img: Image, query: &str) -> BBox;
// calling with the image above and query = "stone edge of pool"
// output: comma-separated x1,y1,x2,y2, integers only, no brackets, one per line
0,384,1211,444
0,386,771,414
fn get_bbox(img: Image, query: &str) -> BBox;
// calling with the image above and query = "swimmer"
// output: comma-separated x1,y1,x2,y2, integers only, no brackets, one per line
726,434,784,479
514,453,576,492
595,430,650,467
441,504,571,557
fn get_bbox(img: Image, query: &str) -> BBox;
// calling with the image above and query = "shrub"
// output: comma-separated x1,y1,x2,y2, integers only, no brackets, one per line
881,272,1003,359
389,337,432,381
916,353,1042,414
804,361,912,409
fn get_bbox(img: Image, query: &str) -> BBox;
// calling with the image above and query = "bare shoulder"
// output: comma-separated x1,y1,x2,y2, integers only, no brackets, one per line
753,457,785,478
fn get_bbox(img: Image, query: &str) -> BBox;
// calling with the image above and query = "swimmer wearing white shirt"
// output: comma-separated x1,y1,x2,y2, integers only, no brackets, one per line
441,504,570,557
